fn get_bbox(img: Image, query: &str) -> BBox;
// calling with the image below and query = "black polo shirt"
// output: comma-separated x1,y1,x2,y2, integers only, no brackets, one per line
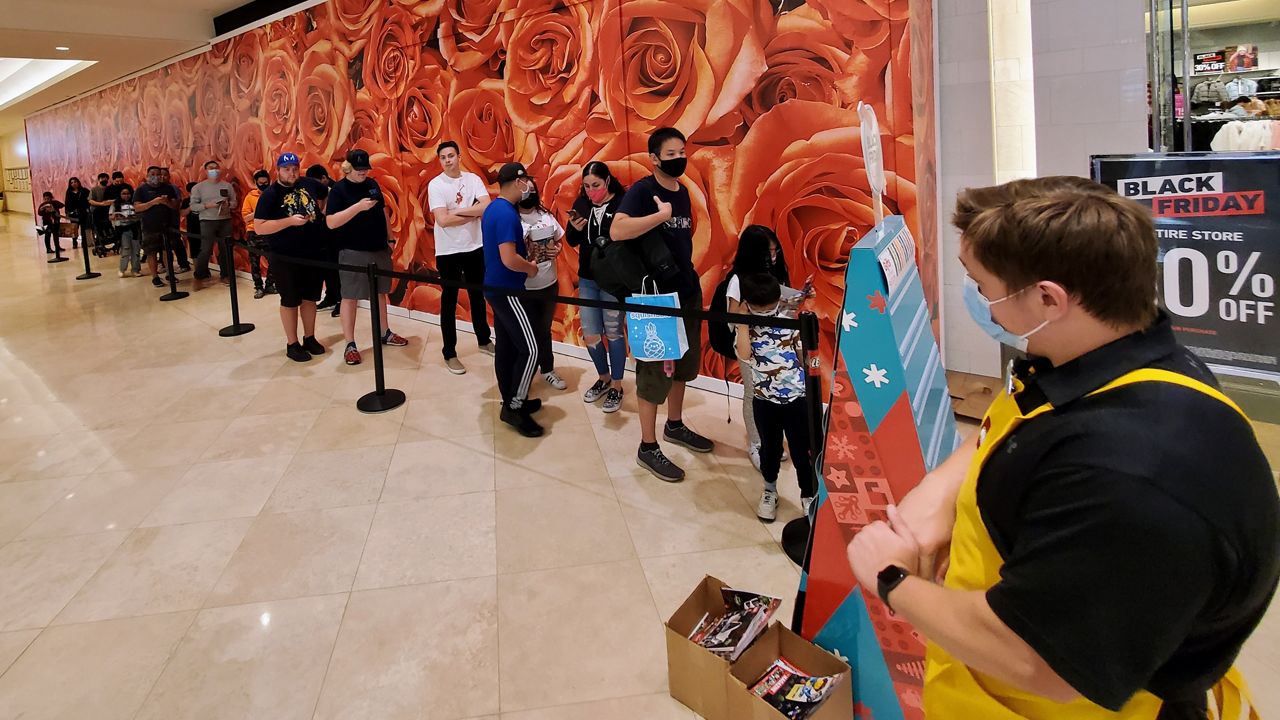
979,314,1278,716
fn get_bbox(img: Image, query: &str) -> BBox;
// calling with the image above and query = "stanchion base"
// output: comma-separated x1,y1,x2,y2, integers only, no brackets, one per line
357,389,406,414
218,323,256,337
781,517,810,566
47,257,70,264
76,272,102,280
159,291,190,302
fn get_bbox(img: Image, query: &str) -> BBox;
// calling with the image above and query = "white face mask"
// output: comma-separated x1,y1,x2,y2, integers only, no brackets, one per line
207,169,220,180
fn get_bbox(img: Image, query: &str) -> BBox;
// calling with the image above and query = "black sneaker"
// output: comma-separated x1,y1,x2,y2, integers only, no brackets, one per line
152,275,164,287
638,444,685,482
253,287,266,299
583,379,610,404
331,304,341,318
265,284,278,295
302,336,325,355
500,406,544,437
663,422,714,454
317,296,338,310
522,398,542,414
286,343,311,363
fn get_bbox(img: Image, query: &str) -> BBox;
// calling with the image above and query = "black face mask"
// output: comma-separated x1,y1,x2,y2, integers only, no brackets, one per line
518,193,540,210
257,183,269,191
658,157,687,178
99,180,108,186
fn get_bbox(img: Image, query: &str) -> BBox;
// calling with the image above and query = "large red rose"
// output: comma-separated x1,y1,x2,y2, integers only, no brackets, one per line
296,41,354,163
503,0,596,143
391,56,452,163
230,31,265,112
207,38,234,67
266,11,308,49
162,85,195,168
595,0,772,140
195,67,230,123
139,83,166,160
259,48,301,150
807,0,906,47
349,90,389,148
445,78,538,183
437,0,511,72
231,117,272,177
364,4,421,102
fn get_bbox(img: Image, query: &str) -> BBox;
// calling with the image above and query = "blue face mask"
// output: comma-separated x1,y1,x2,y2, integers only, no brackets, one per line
962,275,1048,352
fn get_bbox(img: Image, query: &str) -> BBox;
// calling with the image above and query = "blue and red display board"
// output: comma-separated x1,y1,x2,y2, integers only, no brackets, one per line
795,215,961,720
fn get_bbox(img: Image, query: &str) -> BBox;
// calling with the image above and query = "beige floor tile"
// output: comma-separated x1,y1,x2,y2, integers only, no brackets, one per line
206,505,375,607
96,417,232,471
496,485,636,574
612,471,776,558
314,578,499,720
382,437,496,501
328,367,420,407
0,531,129,631
493,424,615,496
20,467,185,539
0,475,83,544
500,693,697,719
299,405,405,452
0,629,39,676
141,455,292,526
0,612,194,720
0,402,85,439
54,519,254,625
398,395,496,442
590,415,722,481
198,409,321,462
411,359,501,399
151,382,264,423
134,594,348,720
242,376,336,416
0,428,132,483
498,561,667,711
639,544,801,622
264,445,392,513
355,493,497,590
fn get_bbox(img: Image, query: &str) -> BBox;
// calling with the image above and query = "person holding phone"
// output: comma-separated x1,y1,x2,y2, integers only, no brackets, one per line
517,178,567,391
189,160,237,288
254,152,330,363
326,149,409,366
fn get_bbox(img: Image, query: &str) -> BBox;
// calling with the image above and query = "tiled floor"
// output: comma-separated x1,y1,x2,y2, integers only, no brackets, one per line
0,212,1276,718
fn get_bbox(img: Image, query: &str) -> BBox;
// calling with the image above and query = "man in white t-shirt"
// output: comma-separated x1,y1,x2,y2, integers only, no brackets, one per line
427,140,495,375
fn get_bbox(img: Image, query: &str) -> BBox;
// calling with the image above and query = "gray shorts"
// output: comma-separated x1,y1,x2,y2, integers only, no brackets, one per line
339,249,393,300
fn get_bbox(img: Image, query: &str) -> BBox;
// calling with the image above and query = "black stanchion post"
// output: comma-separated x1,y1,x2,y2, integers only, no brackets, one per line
158,232,189,302
356,262,405,413
781,311,823,567
76,226,102,280
47,224,69,264
218,237,255,337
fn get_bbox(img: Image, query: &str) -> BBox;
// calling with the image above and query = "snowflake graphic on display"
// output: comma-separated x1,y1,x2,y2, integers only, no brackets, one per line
868,290,888,313
641,322,666,358
863,364,889,388
842,311,859,331
827,466,850,489
829,435,857,460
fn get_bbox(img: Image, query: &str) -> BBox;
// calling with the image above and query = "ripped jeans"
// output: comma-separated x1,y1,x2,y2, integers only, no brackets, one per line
578,277,627,382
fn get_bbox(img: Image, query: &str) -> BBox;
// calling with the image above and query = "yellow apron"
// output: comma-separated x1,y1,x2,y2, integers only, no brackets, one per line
923,367,1260,720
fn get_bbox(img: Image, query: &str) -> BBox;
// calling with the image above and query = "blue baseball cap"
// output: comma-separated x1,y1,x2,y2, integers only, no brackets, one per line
276,152,300,168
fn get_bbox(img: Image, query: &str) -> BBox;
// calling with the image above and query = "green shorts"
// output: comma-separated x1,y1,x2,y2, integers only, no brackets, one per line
635,286,702,405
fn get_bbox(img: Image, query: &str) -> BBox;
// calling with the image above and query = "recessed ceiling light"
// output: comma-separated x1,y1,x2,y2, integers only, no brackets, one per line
55,46,70,51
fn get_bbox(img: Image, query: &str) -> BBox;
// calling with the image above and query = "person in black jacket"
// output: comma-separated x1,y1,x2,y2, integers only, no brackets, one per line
64,177,91,250
566,161,630,414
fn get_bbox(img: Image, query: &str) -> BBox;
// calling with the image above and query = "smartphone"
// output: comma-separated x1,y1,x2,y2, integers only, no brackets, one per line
567,208,581,220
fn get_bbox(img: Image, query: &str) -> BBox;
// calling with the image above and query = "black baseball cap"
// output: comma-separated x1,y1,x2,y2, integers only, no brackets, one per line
346,149,371,171
496,162,528,185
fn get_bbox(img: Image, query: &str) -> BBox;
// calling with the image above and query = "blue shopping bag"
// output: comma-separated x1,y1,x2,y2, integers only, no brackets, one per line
626,279,689,363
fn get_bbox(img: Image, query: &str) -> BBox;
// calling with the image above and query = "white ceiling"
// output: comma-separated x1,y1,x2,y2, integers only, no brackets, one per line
0,0,247,134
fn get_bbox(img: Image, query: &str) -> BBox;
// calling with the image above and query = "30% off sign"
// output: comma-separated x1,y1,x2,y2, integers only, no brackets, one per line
1163,248,1276,324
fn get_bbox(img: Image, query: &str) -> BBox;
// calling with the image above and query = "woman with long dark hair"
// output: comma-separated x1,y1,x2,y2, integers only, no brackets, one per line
566,161,629,413
517,177,567,392
64,177,91,250
727,225,791,468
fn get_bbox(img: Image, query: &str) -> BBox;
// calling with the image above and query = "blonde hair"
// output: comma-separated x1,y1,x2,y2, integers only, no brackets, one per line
340,161,354,176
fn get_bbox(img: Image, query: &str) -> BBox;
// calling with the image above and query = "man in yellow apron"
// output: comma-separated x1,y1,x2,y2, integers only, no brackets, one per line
847,181,1278,720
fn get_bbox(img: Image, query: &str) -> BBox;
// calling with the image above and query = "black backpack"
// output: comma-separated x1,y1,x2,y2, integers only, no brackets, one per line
591,228,679,299
707,274,737,360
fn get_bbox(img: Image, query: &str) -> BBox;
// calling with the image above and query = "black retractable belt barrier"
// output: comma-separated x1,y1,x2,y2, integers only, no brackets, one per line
218,236,255,337
356,262,406,414
158,232,188,302
76,227,102,280
781,312,823,567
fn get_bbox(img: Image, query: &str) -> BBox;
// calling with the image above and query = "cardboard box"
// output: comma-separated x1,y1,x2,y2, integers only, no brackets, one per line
727,623,853,720
665,575,734,720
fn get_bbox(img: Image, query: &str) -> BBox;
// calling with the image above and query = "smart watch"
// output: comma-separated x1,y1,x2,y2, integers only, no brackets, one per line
877,565,911,612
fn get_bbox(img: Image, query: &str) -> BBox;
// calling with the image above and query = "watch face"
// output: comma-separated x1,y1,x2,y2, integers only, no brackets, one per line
878,565,909,585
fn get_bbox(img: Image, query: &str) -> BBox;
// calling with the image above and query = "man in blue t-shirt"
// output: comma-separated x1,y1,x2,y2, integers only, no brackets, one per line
611,127,715,483
482,162,543,438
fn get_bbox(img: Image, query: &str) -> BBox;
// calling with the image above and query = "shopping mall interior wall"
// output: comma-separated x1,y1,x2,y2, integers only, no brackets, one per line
0,130,32,215
1174,21,1280,76
22,0,938,384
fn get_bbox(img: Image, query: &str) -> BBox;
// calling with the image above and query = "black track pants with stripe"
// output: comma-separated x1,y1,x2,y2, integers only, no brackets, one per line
490,294,539,411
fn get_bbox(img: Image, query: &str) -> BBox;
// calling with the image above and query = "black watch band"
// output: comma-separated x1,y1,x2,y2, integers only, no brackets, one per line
876,565,911,612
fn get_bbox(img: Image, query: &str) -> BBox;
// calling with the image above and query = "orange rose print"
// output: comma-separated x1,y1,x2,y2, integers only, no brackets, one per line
364,4,421,102
392,55,453,164
503,0,596,143
446,78,536,184
438,0,511,73
297,41,354,163
230,31,264,113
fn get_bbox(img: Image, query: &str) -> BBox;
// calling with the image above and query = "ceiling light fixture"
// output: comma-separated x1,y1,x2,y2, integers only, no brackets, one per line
55,46,70,52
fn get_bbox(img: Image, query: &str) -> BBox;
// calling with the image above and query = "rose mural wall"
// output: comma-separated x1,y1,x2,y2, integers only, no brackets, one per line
25,0,937,382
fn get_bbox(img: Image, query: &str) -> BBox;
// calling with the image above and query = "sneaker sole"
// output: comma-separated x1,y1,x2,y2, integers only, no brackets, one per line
663,434,714,454
636,456,684,483
446,365,467,375
756,513,777,524
602,403,621,414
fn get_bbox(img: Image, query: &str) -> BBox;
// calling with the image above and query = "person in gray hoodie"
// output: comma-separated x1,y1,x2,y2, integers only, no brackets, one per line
190,160,237,285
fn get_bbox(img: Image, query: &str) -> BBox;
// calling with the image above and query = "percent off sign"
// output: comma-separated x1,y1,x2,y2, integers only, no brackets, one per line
1163,249,1276,324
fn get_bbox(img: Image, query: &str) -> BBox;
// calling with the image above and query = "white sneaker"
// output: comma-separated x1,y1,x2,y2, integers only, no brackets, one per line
748,444,762,471
757,490,779,523
801,496,815,517
543,371,567,390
